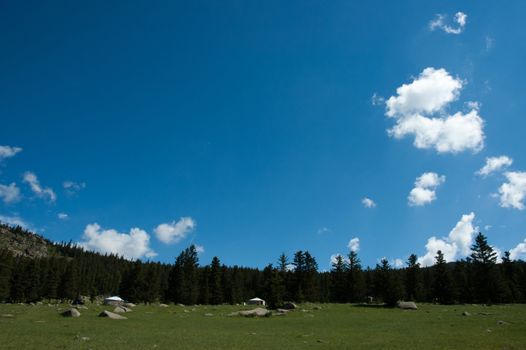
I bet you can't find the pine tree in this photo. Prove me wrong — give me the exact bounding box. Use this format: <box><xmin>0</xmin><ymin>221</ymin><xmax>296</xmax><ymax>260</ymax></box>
<box><xmin>0</xmin><ymin>250</ymin><xmax>13</xmax><ymax>302</ymax></box>
<box><xmin>470</xmin><ymin>232</ymin><xmax>499</xmax><ymax>303</ymax></box>
<box><xmin>432</xmin><ymin>250</ymin><xmax>454</xmax><ymax>304</ymax></box>
<box><xmin>347</xmin><ymin>250</ymin><xmax>365</xmax><ymax>302</ymax></box>
<box><xmin>405</xmin><ymin>254</ymin><xmax>422</xmax><ymax>301</ymax></box>
<box><xmin>209</xmin><ymin>257</ymin><xmax>223</xmax><ymax>305</ymax></box>
<box><xmin>330</xmin><ymin>255</ymin><xmax>347</xmax><ymax>303</ymax></box>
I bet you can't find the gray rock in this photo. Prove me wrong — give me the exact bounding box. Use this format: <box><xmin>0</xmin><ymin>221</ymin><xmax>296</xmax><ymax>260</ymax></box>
<box><xmin>204</xmin><ymin>313</ymin><xmax>214</xmax><ymax>317</ymax></box>
<box><xmin>61</xmin><ymin>309</ymin><xmax>81</xmax><ymax>317</ymax></box>
<box><xmin>462</xmin><ymin>311</ymin><xmax>471</xmax><ymax>316</ymax></box>
<box><xmin>238</xmin><ymin>307</ymin><xmax>271</xmax><ymax>317</ymax></box>
<box><xmin>159</xmin><ymin>303</ymin><xmax>169</xmax><ymax>308</ymax></box>
<box><xmin>282</xmin><ymin>302</ymin><xmax>297</xmax><ymax>310</ymax></box>
<box><xmin>397</xmin><ymin>301</ymin><xmax>418</xmax><ymax>310</ymax></box>
<box><xmin>113</xmin><ymin>306</ymin><xmax>132</xmax><ymax>313</ymax></box>
<box><xmin>1</xmin><ymin>314</ymin><xmax>14</xmax><ymax>318</ymax></box>
<box><xmin>123</xmin><ymin>302</ymin><xmax>136</xmax><ymax>308</ymax></box>
<box><xmin>98</xmin><ymin>310</ymin><xmax>127</xmax><ymax>319</ymax></box>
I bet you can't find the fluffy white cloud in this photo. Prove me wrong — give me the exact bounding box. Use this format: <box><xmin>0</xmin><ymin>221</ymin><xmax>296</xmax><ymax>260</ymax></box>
<box><xmin>23</xmin><ymin>171</ymin><xmax>56</xmax><ymax>203</ymax></box>
<box><xmin>154</xmin><ymin>217</ymin><xmax>196</xmax><ymax>244</ymax></box>
<box><xmin>58</xmin><ymin>212</ymin><xmax>68</xmax><ymax>220</ymax></box>
<box><xmin>348</xmin><ymin>237</ymin><xmax>360</xmax><ymax>252</ymax></box>
<box><xmin>0</xmin><ymin>183</ymin><xmax>21</xmax><ymax>203</ymax></box>
<box><xmin>63</xmin><ymin>181</ymin><xmax>86</xmax><ymax>195</ymax></box>
<box><xmin>498</xmin><ymin>172</ymin><xmax>526</xmax><ymax>210</ymax></box>
<box><xmin>0</xmin><ymin>145</ymin><xmax>22</xmax><ymax>161</ymax></box>
<box><xmin>195</xmin><ymin>245</ymin><xmax>205</xmax><ymax>254</ymax></box>
<box><xmin>509</xmin><ymin>239</ymin><xmax>526</xmax><ymax>261</ymax></box>
<box><xmin>418</xmin><ymin>212</ymin><xmax>477</xmax><ymax>266</ymax></box>
<box><xmin>429</xmin><ymin>12</ymin><xmax>467</xmax><ymax>35</ymax></box>
<box><xmin>385</xmin><ymin>68</ymin><xmax>484</xmax><ymax>154</ymax></box>
<box><xmin>79</xmin><ymin>223</ymin><xmax>156</xmax><ymax>260</ymax></box>
<box><xmin>362</xmin><ymin>197</ymin><xmax>376</xmax><ymax>208</ymax></box>
<box><xmin>386</xmin><ymin>68</ymin><xmax>462</xmax><ymax>117</ymax></box>
<box><xmin>408</xmin><ymin>172</ymin><xmax>445</xmax><ymax>206</ymax></box>
<box><xmin>477</xmin><ymin>156</ymin><xmax>513</xmax><ymax>176</ymax></box>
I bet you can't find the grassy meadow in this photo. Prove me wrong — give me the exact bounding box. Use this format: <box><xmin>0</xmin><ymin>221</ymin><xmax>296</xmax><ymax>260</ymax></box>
<box><xmin>1</xmin><ymin>303</ymin><xmax>525</xmax><ymax>349</ymax></box>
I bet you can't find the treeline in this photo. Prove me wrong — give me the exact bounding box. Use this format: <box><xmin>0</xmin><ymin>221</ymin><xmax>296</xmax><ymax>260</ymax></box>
<box><xmin>1</xmin><ymin>225</ymin><xmax>526</xmax><ymax>307</ymax></box>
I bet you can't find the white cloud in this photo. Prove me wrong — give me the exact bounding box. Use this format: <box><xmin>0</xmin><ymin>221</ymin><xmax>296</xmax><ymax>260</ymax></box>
<box><xmin>362</xmin><ymin>197</ymin><xmax>376</xmax><ymax>208</ymax></box>
<box><xmin>477</xmin><ymin>156</ymin><xmax>513</xmax><ymax>176</ymax></box>
<box><xmin>22</xmin><ymin>171</ymin><xmax>56</xmax><ymax>203</ymax></box>
<box><xmin>330</xmin><ymin>253</ymin><xmax>349</xmax><ymax>266</ymax></box>
<box><xmin>0</xmin><ymin>214</ymin><xmax>31</xmax><ymax>229</ymax></box>
<box><xmin>392</xmin><ymin>258</ymin><xmax>404</xmax><ymax>268</ymax></box>
<box><xmin>408</xmin><ymin>172</ymin><xmax>445</xmax><ymax>206</ymax></box>
<box><xmin>58</xmin><ymin>212</ymin><xmax>69</xmax><ymax>220</ymax></box>
<box><xmin>0</xmin><ymin>183</ymin><xmax>21</xmax><ymax>203</ymax></box>
<box><xmin>347</xmin><ymin>237</ymin><xmax>360</xmax><ymax>252</ymax></box>
<box><xmin>418</xmin><ymin>212</ymin><xmax>477</xmax><ymax>266</ymax></box>
<box><xmin>385</xmin><ymin>68</ymin><xmax>484</xmax><ymax>154</ymax></box>
<box><xmin>79</xmin><ymin>223</ymin><xmax>156</xmax><ymax>260</ymax></box>
<box><xmin>485</xmin><ymin>36</ymin><xmax>495</xmax><ymax>52</ymax></box>
<box><xmin>498</xmin><ymin>171</ymin><xmax>526</xmax><ymax>210</ymax></box>
<box><xmin>154</xmin><ymin>217</ymin><xmax>196</xmax><ymax>244</ymax></box>
<box><xmin>509</xmin><ymin>239</ymin><xmax>526</xmax><ymax>261</ymax></box>
<box><xmin>429</xmin><ymin>12</ymin><xmax>467</xmax><ymax>35</ymax></box>
<box><xmin>195</xmin><ymin>244</ymin><xmax>205</xmax><ymax>254</ymax></box>
<box><xmin>63</xmin><ymin>181</ymin><xmax>86</xmax><ymax>195</ymax></box>
<box><xmin>0</xmin><ymin>145</ymin><xmax>22</xmax><ymax>162</ymax></box>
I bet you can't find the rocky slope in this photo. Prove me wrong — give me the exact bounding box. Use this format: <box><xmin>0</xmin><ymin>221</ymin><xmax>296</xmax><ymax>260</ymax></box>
<box><xmin>0</xmin><ymin>224</ymin><xmax>51</xmax><ymax>258</ymax></box>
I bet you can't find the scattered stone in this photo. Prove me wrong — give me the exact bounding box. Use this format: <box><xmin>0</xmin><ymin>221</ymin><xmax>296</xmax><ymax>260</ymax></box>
<box><xmin>462</xmin><ymin>311</ymin><xmax>471</xmax><ymax>316</ymax></box>
<box><xmin>74</xmin><ymin>305</ymin><xmax>88</xmax><ymax>310</ymax></box>
<box><xmin>498</xmin><ymin>320</ymin><xmax>510</xmax><ymax>325</ymax></box>
<box><xmin>61</xmin><ymin>309</ymin><xmax>81</xmax><ymax>318</ymax></box>
<box><xmin>159</xmin><ymin>304</ymin><xmax>169</xmax><ymax>308</ymax></box>
<box><xmin>183</xmin><ymin>309</ymin><xmax>190</xmax><ymax>313</ymax></box>
<box><xmin>177</xmin><ymin>303</ymin><xmax>185</xmax><ymax>307</ymax></box>
<box><xmin>204</xmin><ymin>313</ymin><xmax>214</xmax><ymax>317</ymax></box>
<box><xmin>1</xmin><ymin>314</ymin><xmax>14</xmax><ymax>318</ymax></box>
<box><xmin>313</xmin><ymin>306</ymin><xmax>322</xmax><ymax>310</ymax></box>
<box><xmin>276</xmin><ymin>309</ymin><xmax>290</xmax><ymax>314</ymax></box>
<box><xmin>282</xmin><ymin>302</ymin><xmax>297</xmax><ymax>310</ymax></box>
<box><xmin>123</xmin><ymin>302</ymin><xmax>136</xmax><ymax>308</ymax></box>
<box><xmin>113</xmin><ymin>306</ymin><xmax>132</xmax><ymax>313</ymax></box>
<box><xmin>98</xmin><ymin>310</ymin><xmax>127</xmax><ymax>320</ymax></box>
<box><xmin>238</xmin><ymin>308</ymin><xmax>271</xmax><ymax>317</ymax></box>
<box><xmin>397</xmin><ymin>301</ymin><xmax>418</xmax><ymax>310</ymax></box>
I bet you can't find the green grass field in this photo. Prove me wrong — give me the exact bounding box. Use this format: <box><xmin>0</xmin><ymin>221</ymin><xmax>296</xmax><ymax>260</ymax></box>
<box><xmin>1</xmin><ymin>303</ymin><xmax>525</xmax><ymax>349</ymax></box>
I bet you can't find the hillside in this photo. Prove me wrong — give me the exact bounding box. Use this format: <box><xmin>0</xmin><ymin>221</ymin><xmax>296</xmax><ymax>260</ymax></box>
<box><xmin>0</xmin><ymin>223</ymin><xmax>52</xmax><ymax>259</ymax></box>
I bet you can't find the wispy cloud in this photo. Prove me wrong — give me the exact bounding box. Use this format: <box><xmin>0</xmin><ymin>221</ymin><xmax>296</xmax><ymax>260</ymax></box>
<box><xmin>0</xmin><ymin>145</ymin><xmax>22</xmax><ymax>162</ymax></box>
<box><xmin>63</xmin><ymin>181</ymin><xmax>86</xmax><ymax>195</ymax></box>
<box><xmin>429</xmin><ymin>12</ymin><xmax>467</xmax><ymax>35</ymax></box>
<box><xmin>362</xmin><ymin>197</ymin><xmax>376</xmax><ymax>208</ymax></box>
<box><xmin>23</xmin><ymin>171</ymin><xmax>56</xmax><ymax>203</ymax></box>
<box><xmin>0</xmin><ymin>183</ymin><xmax>21</xmax><ymax>204</ymax></box>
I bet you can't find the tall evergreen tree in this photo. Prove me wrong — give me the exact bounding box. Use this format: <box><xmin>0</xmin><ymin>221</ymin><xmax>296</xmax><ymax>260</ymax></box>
<box><xmin>470</xmin><ymin>232</ymin><xmax>499</xmax><ymax>303</ymax></box>
<box><xmin>347</xmin><ymin>250</ymin><xmax>365</xmax><ymax>302</ymax></box>
<box><xmin>404</xmin><ymin>254</ymin><xmax>422</xmax><ymax>301</ymax></box>
<box><xmin>330</xmin><ymin>255</ymin><xmax>347</xmax><ymax>303</ymax></box>
<box><xmin>432</xmin><ymin>250</ymin><xmax>454</xmax><ymax>304</ymax></box>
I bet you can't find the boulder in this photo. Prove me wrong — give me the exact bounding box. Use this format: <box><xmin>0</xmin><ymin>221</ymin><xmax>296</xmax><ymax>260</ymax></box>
<box><xmin>123</xmin><ymin>302</ymin><xmax>136</xmax><ymax>308</ymax></box>
<box><xmin>238</xmin><ymin>307</ymin><xmax>271</xmax><ymax>317</ymax></box>
<box><xmin>397</xmin><ymin>301</ymin><xmax>418</xmax><ymax>310</ymax></box>
<box><xmin>61</xmin><ymin>309</ymin><xmax>81</xmax><ymax>317</ymax></box>
<box><xmin>113</xmin><ymin>306</ymin><xmax>132</xmax><ymax>313</ymax></box>
<box><xmin>98</xmin><ymin>310</ymin><xmax>127</xmax><ymax>320</ymax></box>
<box><xmin>281</xmin><ymin>302</ymin><xmax>297</xmax><ymax>310</ymax></box>
<box><xmin>462</xmin><ymin>311</ymin><xmax>471</xmax><ymax>316</ymax></box>
<box><xmin>159</xmin><ymin>304</ymin><xmax>169</xmax><ymax>308</ymax></box>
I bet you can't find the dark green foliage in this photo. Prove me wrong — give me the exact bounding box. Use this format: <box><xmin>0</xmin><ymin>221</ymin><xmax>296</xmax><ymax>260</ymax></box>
<box><xmin>0</xmin><ymin>223</ymin><xmax>525</xmax><ymax>305</ymax></box>
<box><xmin>432</xmin><ymin>251</ymin><xmax>455</xmax><ymax>304</ymax></box>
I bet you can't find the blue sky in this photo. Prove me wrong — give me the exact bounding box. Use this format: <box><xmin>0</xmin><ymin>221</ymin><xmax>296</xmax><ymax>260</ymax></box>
<box><xmin>1</xmin><ymin>1</ymin><xmax>526</xmax><ymax>269</ymax></box>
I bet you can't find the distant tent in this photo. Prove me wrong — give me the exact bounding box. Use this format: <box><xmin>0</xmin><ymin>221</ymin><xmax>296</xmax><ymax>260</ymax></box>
<box><xmin>104</xmin><ymin>296</ymin><xmax>124</xmax><ymax>305</ymax></box>
<box><xmin>247</xmin><ymin>297</ymin><xmax>266</xmax><ymax>306</ymax></box>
